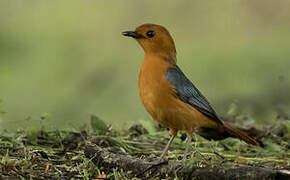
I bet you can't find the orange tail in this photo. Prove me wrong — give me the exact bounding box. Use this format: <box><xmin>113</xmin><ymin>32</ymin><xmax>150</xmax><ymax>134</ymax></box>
<box><xmin>224</xmin><ymin>123</ymin><xmax>261</xmax><ymax>146</ymax></box>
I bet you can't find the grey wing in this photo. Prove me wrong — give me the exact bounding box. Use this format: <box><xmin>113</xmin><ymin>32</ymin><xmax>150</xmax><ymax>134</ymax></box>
<box><xmin>166</xmin><ymin>65</ymin><xmax>223</xmax><ymax>124</ymax></box>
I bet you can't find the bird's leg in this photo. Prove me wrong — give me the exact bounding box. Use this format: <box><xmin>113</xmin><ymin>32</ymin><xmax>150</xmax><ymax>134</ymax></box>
<box><xmin>159</xmin><ymin>133</ymin><xmax>176</xmax><ymax>161</ymax></box>
<box><xmin>145</xmin><ymin>129</ymin><xmax>177</xmax><ymax>166</ymax></box>
<box><xmin>182</xmin><ymin>132</ymin><xmax>192</xmax><ymax>165</ymax></box>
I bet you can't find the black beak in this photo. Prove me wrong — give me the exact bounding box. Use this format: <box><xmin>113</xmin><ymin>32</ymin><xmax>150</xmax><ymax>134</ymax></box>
<box><xmin>122</xmin><ymin>31</ymin><xmax>144</xmax><ymax>39</ymax></box>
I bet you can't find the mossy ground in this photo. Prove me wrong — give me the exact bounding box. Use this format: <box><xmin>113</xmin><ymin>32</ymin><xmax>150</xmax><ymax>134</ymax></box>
<box><xmin>0</xmin><ymin>118</ymin><xmax>289</xmax><ymax>179</ymax></box>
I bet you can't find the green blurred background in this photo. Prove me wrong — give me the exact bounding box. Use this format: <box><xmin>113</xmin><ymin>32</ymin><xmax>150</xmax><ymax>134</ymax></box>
<box><xmin>1</xmin><ymin>1</ymin><xmax>290</xmax><ymax>131</ymax></box>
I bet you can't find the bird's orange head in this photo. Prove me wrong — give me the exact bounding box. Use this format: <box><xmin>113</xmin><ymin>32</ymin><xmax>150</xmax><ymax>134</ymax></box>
<box><xmin>122</xmin><ymin>24</ymin><xmax>176</xmax><ymax>63</ymax></box>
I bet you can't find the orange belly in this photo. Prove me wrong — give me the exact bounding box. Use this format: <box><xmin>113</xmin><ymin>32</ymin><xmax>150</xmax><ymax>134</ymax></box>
<box><xmin>138</xmin><ymin>55</ymin><xmax>219</xmax><ymax>134</ymax></box>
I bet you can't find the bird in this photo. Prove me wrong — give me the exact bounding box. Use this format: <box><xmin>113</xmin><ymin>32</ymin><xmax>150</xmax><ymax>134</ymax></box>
<box><xmin>122</xmin><ymin>23</ymin><xmax>261</xmax><ymax>164</ymax></box>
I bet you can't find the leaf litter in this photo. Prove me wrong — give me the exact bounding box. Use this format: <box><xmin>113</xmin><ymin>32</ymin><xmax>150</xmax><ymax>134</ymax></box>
<box><xmin>0</xmin><ymin>115</ymin><xmax>289</xmax><ymax>179</ymax></box>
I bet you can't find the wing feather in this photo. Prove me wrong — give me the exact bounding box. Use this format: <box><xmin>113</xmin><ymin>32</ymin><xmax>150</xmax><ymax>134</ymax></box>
<box><xmin>166</xmin><ymin>65</ymin><xmax>223</xmax><ymax>124</ymax></box>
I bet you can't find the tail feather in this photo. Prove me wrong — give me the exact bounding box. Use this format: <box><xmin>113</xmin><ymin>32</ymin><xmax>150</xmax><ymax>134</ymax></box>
<box><xmin>224</xmin><ymin>123</ymin><xmax>261</xmax><ymax>146</ymax></box>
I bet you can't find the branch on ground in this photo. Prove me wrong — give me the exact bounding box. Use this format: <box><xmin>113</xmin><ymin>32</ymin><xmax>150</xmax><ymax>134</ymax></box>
<box><xmin>84</xmin><ymin>142</ymin><xmax>290</xmax><ymax>179</ymax></box>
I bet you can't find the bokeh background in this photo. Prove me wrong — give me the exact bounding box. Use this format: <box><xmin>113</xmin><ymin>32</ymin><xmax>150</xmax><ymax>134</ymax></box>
<box><xmin>1</xmin><ymin>1</ymin><xmax>290</xmax><ymax>131</ymax></box>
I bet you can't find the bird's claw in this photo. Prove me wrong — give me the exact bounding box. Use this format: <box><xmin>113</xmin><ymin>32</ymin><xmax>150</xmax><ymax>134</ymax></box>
<box><xmin>147</xmin><ymin>158</ymin><xmax>168</xmax><ymax>166</ymax></box>
<box><xmin>136</xmin><ymin>159</ymin><xmax>168</xmax><ymax>178</ymax></box>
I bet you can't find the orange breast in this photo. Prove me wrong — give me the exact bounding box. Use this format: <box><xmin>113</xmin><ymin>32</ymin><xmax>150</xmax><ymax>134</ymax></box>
<box><xmin>138</xmin><ymin>55</ymin><xmax>219</xmax><ymax>134</ymax></box>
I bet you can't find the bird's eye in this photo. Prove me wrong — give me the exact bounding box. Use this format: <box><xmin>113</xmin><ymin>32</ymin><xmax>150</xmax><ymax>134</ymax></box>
<box><xmin>146</xmin><ymin>30</ymin><xmax>155</xmax><ymax>38</ymax></box>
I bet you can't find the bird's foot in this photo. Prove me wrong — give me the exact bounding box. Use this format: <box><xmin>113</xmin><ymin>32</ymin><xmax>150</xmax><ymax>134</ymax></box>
<box><xmin>181</xmin><ymin>157</ymin><xmax>187</xmax><ymax>166</ymax></box>
<box><xmin>146</xmin><ymin>158</ymin><xmax>168</xmax><ymax>166</ymax></box>
<box><xmin>136</xmin><ymin>159</ymin><xmax>168</xmax><ymax>178</ymax></box>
